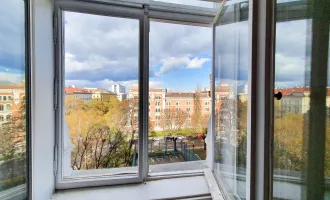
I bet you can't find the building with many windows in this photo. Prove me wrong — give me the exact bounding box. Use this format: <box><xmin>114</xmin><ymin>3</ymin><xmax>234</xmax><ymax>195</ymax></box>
<box><xmin>277</xmin><ymin>87</ymin><xmax>330</xmax><ymax>115</ymax></box>
<box><xmin>65</xmin><ymin>87</ymin><xmax>93</xmax><ymax>102</ymax></box>
<box><xmin>109</xmin><ymin>84</ymin><xmax>126</xmax><ymax>94</ymax></box>
<box><xmin>92</xmin><ymin>90</ymin><xmax>117</xmax><ymax>102</ymax></box>
<box><xmin>0</xmin><ymin>80</ymin><xmax>25</xmax><ymax>125</ymax></box>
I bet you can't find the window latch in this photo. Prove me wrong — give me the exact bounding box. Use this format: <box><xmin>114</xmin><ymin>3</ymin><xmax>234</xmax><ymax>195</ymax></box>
<box><xmin>274</xmin><ymin>91</ymin><xmax>282</xmax><ymax>100</ymax></box>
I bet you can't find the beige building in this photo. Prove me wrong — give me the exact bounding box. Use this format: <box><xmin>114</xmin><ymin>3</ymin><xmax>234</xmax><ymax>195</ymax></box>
<box><xmin>92</xmin><ymin>91</ymin><xmax>116</xmax><ymax>102</ymax></box>
<box><xmin>0</xmin><ymin>80</ymin><xmax>25</xmax><ymax>126</ymax></box>
<box><xmin>278</xmin><ymin>87</ymin><xmax>330</xmax><ymax>115</ymax></box>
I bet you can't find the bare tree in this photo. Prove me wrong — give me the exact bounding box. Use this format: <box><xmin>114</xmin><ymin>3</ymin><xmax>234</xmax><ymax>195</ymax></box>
<box><xmin>161</xmin><ymin>108</ymin><xmax>187</xmax><ymax>151</ymax></box>
<box><xmin>192</xmin><ymin>86</ymin><xmax>203</xmax><ymax>132</ymax></box>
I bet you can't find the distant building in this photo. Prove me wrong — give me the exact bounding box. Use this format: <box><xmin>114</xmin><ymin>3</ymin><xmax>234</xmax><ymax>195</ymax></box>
<box><xmin>129</xmin><ymin>86</ymin><xmax>213</xmax><ymax>131</ymax></box>
<box><xmin>276</xmin><ymin>87</ymin><xmax>330</xmax><ymax>115</ymax></box>
<box><xmin>0</xmin><ymin>80</ymin><xmax>25</xmax><ymax>125</ymax></box>
<box><xmin>109</xmin><ymin>84</ymin><xmax>126</xmax><ymax>94</ymax></box>
<box><xmin>92</xmin><ymin>90</ymin><xmax>116</xmax><ymax>102</ymax></box>
<box><xmin>65</xmin><ymin>87</ymin><xmax>93</xmax><ymax>102</ymax></box>
<box><xmin>117</xmin><ymin>93</ymin><xmax>127</xmax><ymax>102</ymax></box>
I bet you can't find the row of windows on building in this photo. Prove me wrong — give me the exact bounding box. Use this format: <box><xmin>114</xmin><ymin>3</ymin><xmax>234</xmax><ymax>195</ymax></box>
<box><xmin>152</xmin><ymin>107</ymin><xmax>209</xmax><ymax>113</ymax></box>
<box><xmin>281</xmin><ymin>99</ymin><xmax>301</xmax><ymax>105</ymax></box>
<box><xmin>0</xmin><ymin>115</ymin><xmax>11</xmax><ymax>121</ymax></box>
<box><xmin>154</xmin><ymin>120</ymin><xmax>192</xmax><ymax>127</ymax></box>
<box><xmin>0</xmin><ymin>96</ymin><xmax>12</xmax><ymax>101</ymax></box>
<box><xmin>158</xmin><ymin>101</ymin><xmax>211</xmax><ymax>106</ymax></box>
<box><xmin>0</xmin><ymin>104</ymin><xmax>11</xmax><ymax>111</ymax></box>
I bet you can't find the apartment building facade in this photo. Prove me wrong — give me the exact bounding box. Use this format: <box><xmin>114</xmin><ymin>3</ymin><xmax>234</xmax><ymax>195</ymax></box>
<box><xmin>278</xmin><ymin>87</ymin><xmax>330</xmax><ymax>115</ymax></box>
<box><xmin>0</xmin><ymin>80</ymin><xmax>25</xmax><ymax>125</ymax></box>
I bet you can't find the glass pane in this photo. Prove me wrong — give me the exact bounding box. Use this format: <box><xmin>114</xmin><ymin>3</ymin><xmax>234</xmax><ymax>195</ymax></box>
<box><xmin>148</xmin><ymin>21</ymin><xmax>212</xmax><ymax>173</ymax></box>
<box><xmin>63</xmin><ymin>12</ymin><xmax>139</xmax><ymax>177</ymax></box>
<box><xmin>152</xmin><ymin>0</ymin><xmax>218</xmax><ymax>9</ymax></box>
<box><xmin>213</xmin><ymin>1</ymin><xmax>249</xmax><ymax>199</ymax></box>
<box><xmin>0</xmin><ymin>0</ymin><xmax>28</xmax><ymax>199</ymax></box>
<box><xmin>273</xmin><ymin>1</ymin><xmax>330</xmax><ymax>199</ymax></box>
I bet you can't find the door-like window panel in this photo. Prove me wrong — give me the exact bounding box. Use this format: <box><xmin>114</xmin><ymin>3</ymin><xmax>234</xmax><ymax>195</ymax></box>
<box><xmin>62</xmin><ymin>12</ymin><xmax>140</xmax><ymax>177</ymax></box>
<box><xmin>213</xmin><ymin>1</ymin><xmax>249</xmax><ymax>199</ymax></box>
<box><xmin>273</xmin><ymin>1</ymin><xmax>329</xmax><ymax>199</ymax></box>
<box><xmin>0</xmin><ymin>0</ymin><xmax>28</xmax><ymax>199</ymax></box>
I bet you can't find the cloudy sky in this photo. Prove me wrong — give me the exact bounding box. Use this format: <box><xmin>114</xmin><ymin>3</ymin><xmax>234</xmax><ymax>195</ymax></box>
<box><xmin>0</xmin><ymin>0</ymin><xmax>25</xmax><ymax>83</ymax></box>
<box><xmin>1</xmin><ymin>0</ymin><xmax>328</xmax><ymax>93</ymax></box>
<box><xmin>64</xmin><ymin>11</ymin><xmax>212</xmax><ymax>92</ymax></box>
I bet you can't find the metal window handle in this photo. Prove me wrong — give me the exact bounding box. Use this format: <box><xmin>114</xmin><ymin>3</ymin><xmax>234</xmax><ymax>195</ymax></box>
<box><xmin>274</xmin><ymin>91</ymin><xmax>282</xmax><ymax>100</ymax></box>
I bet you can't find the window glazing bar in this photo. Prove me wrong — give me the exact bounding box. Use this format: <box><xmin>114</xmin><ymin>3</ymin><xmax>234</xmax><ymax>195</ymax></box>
<box><xmin>247</xmin><ymin>0</ymin><xmax>276</xmax><ymax>199</ymax></box>
<box><xmin>139</xmin><ymin>6</ymin><xmax>150</xmax><ymax>179</ymax></box>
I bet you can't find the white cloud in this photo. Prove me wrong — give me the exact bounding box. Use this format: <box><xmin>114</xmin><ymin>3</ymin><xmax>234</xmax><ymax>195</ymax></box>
<box><xmin>158</xmin><ymin>56</ymin><xmax>210</xmax><ymax>75</ymax></box>
<box><xmin>187</xmin><ymin>57</ymin><xmax>211</xmax><ymax>68</ymax></box>
<box><xmin>0</xmin><ymin>72</ymin><xmax>23</xmax><ymax>83</ymax></box>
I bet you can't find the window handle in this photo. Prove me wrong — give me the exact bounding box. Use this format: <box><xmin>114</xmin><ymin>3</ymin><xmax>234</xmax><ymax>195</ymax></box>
<box><xmin>274</xmin><ymin>91</ymin><xmax>282</xmax><ymax>100</ymax></box>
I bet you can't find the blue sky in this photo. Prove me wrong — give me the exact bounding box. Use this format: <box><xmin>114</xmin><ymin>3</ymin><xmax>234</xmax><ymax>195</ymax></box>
<box><xmin>150</xmin><ymin>55</ymin><xmax>212</xmax><ymax>92</ymax></box>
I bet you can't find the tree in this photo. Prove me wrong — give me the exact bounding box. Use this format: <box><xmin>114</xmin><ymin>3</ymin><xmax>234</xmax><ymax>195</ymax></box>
<box><xmin>66</xmin><ymin>95</ymin><xmax>140</xmax><ymax>170</ymax></box>
<box><xmin>161</xmin><ymin>108</ymin><xmax>187</xmax><ymax>151</ymax></box>
<box><xmin>273</xmin><ymin>113</ymin><xmax>304</xmax><ymax>171</ymax></box>
<box><xmin>65</xmin><ymin>96</ymin><xmax>84</xmax><ymax>115</ymax></box>
<box><xmin>161</xmin><ymin>108</ymin><xmax>187</xmax><ymax>136</ymax></box>
<box><xmin>192</xmin><ymin>86</ymin><xmax>203</xmax><ymax>132</ymax></box>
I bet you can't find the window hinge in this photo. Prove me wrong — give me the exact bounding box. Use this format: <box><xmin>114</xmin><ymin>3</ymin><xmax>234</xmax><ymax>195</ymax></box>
<box><xmin>53</xmin><ymin>144</ymin><xmax>58</xmax><ymax>176</ymax></box>
<box><xmin>53</xmin><ymin>12</ymin><xmax>58</xmax><ymax>44</ymax></box>
<box><xmin>54</xmin><ymin>78</ymin><xmax>58</xmax><ymax>110</ymax></box>
<box><xmin>143</xmin><ymin>4</ymin><xmax>149</xmax><ymax>15</ymax></box>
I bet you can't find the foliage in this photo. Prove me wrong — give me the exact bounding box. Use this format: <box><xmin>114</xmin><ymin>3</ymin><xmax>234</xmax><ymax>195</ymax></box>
<box><xmin>0</xmin><ymin>98</ymin><xmax>26</xmax><ymax>161</ymax></box>
<box><xmin>66</xmin><ymin>97</ymin><xmax>137</xmax><ymax>170</ymax></box>
<box><xmin>0</xmin><ymin>176</ymin><xmax>25</xmax><ymax>191</ymax></box>
<box><xmin>191</xmin><ymin>86</ymin><xmax>210</xmax><ymax>133</ymax></box>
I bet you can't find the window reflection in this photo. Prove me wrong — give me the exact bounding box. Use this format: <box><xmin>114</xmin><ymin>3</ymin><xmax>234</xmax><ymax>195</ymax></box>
<box><xmin>0</xmin><ymin>0</ymin><xmax>27</xmax><ymax>198</ymax></box>
<box><xmin>273</xmin><ymin>1</ymin><xmax>329</xmax><ymax>199</ymax></box>
<box><xmin>213</xmin><ymin>1</ymin><xmax>249</xmax><ymax>199</ymax></box>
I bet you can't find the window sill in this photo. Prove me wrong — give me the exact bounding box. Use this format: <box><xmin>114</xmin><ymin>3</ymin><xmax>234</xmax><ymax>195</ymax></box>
<box><xmin>51</xmin><ymin>168</ymin><xmax>224</xmax><ymax>200</ymax></box>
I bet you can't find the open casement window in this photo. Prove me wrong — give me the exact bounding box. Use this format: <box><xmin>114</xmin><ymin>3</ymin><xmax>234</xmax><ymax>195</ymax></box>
<box><xmin>212</xmin><ymin>1</ymin><xmax>251</xmax><ymax>199</ymax></box>
<box><xmin>212</xmin><ymin>0</ymin><xmax>330</xmax><ymax>199</ymax></box>
<box><xmin>54</xmin><ymin>0</ymin><xmax>220</xmax><ymax>189</ymax></box>
<box><xmin>54</xmin><ymin>0</ymin><xmax>330</xmax><ymax>198</ymax></box>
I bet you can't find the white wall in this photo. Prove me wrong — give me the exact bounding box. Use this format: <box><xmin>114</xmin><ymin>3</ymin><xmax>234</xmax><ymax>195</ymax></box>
<box><xmin>31</xmin><ymin>0</ymin><xmax>55</xmax><ymax>199</ymax></box>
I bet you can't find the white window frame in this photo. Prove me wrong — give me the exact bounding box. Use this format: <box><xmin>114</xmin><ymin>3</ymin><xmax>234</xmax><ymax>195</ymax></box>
<box><xmin>54</xmin><ymin>0</ymin><xmax>148</xmax><ymax>189</ymax></box>
<box><xmin>54</xmin><ymin>0</ymin><xmax>217</xmax><ymax>190</ymax></box>
<box><xmin>211</xmin><ymin>0</ymin><xmax>276</xmax><ymax>198</ymax></box>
